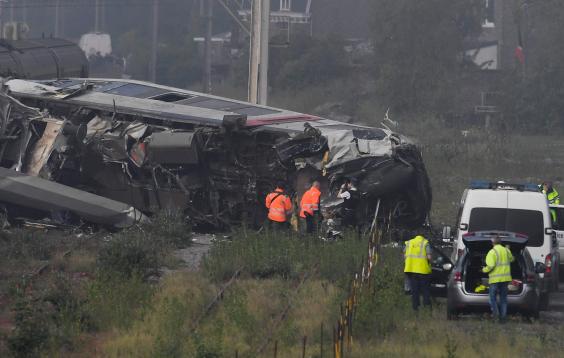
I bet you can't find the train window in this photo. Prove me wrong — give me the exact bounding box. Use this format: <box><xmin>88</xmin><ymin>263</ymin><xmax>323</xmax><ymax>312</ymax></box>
<box><xmin>104</xmin><ymin>83</ymin><xmax>157</xmax><ymax>97</ymax></box>
<box><xmin>149</xmin><ymin>92</ymin><xmax>192</xmax><ymax>102</ymax></box>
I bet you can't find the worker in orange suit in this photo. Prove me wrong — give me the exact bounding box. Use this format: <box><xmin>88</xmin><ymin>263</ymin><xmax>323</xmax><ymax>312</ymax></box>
<box><xmin>265</xmin><ymin>181</ymin><xmax>293</xmax><ymax>231</ymax></box>
<box><xmin>300</xmin><ymin>180</ymin><xmax>322</xmax><ymax>234</ymax></box>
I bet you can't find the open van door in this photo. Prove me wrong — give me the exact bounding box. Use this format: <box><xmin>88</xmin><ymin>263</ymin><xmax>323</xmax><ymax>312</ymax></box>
<box><xmin>430</xmin><ymin>244</ymin><xmax>454</xmax><ymax>297</ymax></box>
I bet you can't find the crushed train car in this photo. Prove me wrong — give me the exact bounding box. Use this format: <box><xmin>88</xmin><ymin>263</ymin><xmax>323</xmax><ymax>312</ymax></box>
<box><xmin>0</xmin><ymin>78</ymin><xmax>431</xmax><ymax>229</ymax></box>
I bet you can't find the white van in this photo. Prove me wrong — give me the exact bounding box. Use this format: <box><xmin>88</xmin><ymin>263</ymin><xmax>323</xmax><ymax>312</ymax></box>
<box><xmin>549</xmin><ymin>204</ymin><xmax>564</xmax><ymax>271</ymax></box>
<box><xmin>451</xmin><ymin>181</ymin><xmax>560</xmax><ymax>307</ymax></box>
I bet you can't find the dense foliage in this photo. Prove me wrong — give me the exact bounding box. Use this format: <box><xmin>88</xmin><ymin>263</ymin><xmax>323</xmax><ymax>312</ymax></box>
<box><xmin>501</xmin><ymin>1</ymin><xmax>564</xmax><ymax>131</ymax></box>
<box><xmin>370</xmin><ymin>0</ymin><xmax>483</xmax><ymax>112</ymax></box>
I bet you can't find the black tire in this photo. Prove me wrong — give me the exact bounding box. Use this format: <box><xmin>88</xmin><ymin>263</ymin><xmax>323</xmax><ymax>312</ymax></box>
<box><xmin>539</xmin><ymin>292</ymin><xmax>550</xmax><ymax>311</ymax></box>
<box><xmin>524</xmin><ymin>305</ymin><xmax>540</xmax><ymax>320</ymax></box>
<box><xmin>446</xmin><ymin>304</ymin><xmax>458</xmax><ymax>320</ymax></box>
<box><xmin>532</xmin><ymin>307</ymin><xmax>540</xmax><ymax>319</ymax></box>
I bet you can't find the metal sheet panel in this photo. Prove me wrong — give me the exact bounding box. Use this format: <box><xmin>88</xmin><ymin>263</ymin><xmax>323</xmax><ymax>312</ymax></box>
<box><xmin>147</xmin><ymin>131</ymin><xmax>199</xmax><ymax>164</ymax></box>
<box><xmin>0</xmin><ymin>167</ymin><xmax>146</xmax><ymax>227</ymax></box>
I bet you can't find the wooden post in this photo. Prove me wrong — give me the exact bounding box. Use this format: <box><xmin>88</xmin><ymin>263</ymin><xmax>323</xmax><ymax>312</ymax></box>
<box><xmin>302</xmin><ymin>336</ymin><xmax>307</xmax><ymax>358</ymax></box>
<box><xmin>320</xmin><ymin>323</ymin><xmax>324</xmax><ymax>358</ymax></box>
<box><xmin>273</xmin><ymin>340</ymin><xmax>278</xmax><ymax>358</ymax></box>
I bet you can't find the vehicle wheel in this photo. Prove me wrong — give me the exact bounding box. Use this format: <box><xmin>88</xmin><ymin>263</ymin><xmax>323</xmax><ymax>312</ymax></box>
<box><xmin>447</xmin><ymin>306</ymin><xmax>458</xmax><ymax>320</ymax></box>
<box><xmin>539</xmin><ymin>292</ymin><xmax>550</xmax><ymax>311</ymax></box>
<box><xmin>532</xmin><ymin>306</ymin><xmax>540</xmax><ymax>319</ymax></box>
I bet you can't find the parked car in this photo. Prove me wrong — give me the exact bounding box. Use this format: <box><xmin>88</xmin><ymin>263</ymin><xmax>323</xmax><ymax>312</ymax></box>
<box><xmin>447</xmin><ymin>181</ymin><xmax>558</xmax><ymax>308</ymax></box>
<box><xmin>446</xmin><ymin>231</ymin><xmax>546</xmax><ymax>320</ymax></box>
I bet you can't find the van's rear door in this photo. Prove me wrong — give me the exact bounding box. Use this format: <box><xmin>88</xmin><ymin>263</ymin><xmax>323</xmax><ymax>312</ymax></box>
<box><xmin>462</xmin><ymin>232</ymin><xmax>528</xmax><ymax>253</ymax></box>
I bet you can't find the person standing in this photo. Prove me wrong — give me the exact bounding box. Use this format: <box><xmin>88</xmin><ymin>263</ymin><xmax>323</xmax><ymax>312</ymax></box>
<box><xmin>299</xmin><ymin>180</ymin><xmax>322</xmax><ymax>234</ymax></box>
<box><xmin>404</xmin><ymin>235</ymin><xmax>432</xmax><ymax>311</ymax></box>
<box><xmin>542</xmin><ymin>181</ymin><xmax>560</xmax><ymax>222</ymax></box>
<box><xmin>265</xmin><ymin>181</ymin><xmax>293</xmax><ymax>231</ymax></box>
<box><xmin>337</xmin><ymin>178</ymin><xmax>359</xmax><ymax>229</ymax></box>
<box><xmin>482</xmin><ymin>236</ymin><xmax>514</xmax><ymax>323</ymax></box>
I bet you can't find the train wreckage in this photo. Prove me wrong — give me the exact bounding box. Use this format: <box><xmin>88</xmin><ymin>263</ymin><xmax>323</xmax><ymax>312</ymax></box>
<box><xmin>0</xmin><ymin>78</ymin><xmax>431</xmax><ymax>230</ymax></box>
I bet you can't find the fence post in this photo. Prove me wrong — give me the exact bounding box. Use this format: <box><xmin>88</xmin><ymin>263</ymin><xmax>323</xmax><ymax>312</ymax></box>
<box><xmin>320</xmin><ymin>323</ymin><xmax>324</xmax><ymax>358</ymax></box>
<box><xmin>273</xmin><ymin>340</ymin><xmax>278</xmax><ymax>358</ymax></box>
<box><xmin>302</xmin><ymin>336</ymin><xmax>307</xmax><ymax>358</ymax></box>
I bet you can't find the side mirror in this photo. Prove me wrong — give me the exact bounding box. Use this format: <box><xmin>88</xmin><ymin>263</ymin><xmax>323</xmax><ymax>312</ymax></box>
<box><xmin>442</xmin><ymin>225</ymin><xmax>452</xmax><ymax>242</ymax></box>
<box><xmin>535</xmin><ymin>262</ymin><xmax>547</xmax><ymax>274</ymax></box>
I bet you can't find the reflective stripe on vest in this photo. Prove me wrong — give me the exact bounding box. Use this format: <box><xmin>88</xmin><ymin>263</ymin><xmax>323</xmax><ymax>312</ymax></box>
<box><xmin>300</xmin><ymin>187</ymin><xmax>321</xmax><ymax>218</ymax></box>
<box><xmin>545</xmin><ymin>189</ymin><xmax>560</xmax><ymax>205</ymax></box>
<box><xmin>267</xmin><ymin>191</ymin><xmax>291</xmax><ymax>223</ymax></box>
<box><xmin>404</xmin><ymin>236</ymin><xmax>431</xmax><ymax>275</ymax></box>
<box><xmin>487</xmin><ymin>246</ymin><xmax>512</xmax><ymax>284</ymax></box>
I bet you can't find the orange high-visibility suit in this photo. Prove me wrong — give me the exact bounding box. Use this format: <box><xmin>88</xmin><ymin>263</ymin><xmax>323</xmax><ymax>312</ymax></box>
<box><xmin>265</xmin><ymin>188</ymin><xmax>293</xmax><ymax>222</ymax></box>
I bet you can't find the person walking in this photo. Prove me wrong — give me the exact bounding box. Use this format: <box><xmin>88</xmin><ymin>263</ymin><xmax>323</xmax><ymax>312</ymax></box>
<box><xmin>482</xmin><ymin>235</ymin><xmax>514</xmax><ymax>323</ymax></box>
<box><xmin>265</xmin><ymin>181</ymin><xmax>293</xmax><ymax>231</ymax></box>
<box><xmin>299</xmin><ymin>180</ymin><xmax>322</xmax><ymax>234</ymax></box>
<box><xmin>404</xmin><ymin>235</ymin><xmax>432</xmax><ymax>311</ymax></box>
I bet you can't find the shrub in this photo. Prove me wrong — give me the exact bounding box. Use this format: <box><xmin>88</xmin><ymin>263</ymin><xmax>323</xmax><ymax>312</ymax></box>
<box><xmin>85</xmin><ymin>274</ymin><xmax>153</xmax><ymax>331</ymax></box>
<box><xmin>96</xmin><ymin>230</ymin><xmax>162</xmax><ymax>280</ymax></box>
<box><xmin>7</xmin><ymin>287</ymin><xmax>50</xmax><ymax>357</ymax></box>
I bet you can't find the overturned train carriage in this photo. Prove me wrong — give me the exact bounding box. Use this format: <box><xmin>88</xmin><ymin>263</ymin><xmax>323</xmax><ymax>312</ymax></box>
<box><xmin>0</xmin><ymin>78</ymin><xmax>431</xmax><ymax>229</ymax></box>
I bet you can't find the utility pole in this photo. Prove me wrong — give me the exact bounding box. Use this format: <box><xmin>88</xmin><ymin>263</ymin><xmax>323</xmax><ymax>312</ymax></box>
<box><xmin>0</xmin><ymin>4</ymin><xmax>3</xmax><ymax>40</ymax></box>
<box><xmin>22</xmin><ymin>0</ymin><xmax>27</xmax><ymax>24</ymax></box>
<box><xmin>248</xmin><ymin>0</ymin><xmax>269</xmax><ymax>105</ymax></box>
<box><xmin>101</xmin><ymin>0</ymin><xmax>106</xmax><ymax>32</ymax></box>
<box><xmin>202</xmin><ymin>0</ymin><xmax>213</xmax><ymax>93</ymax></box>
<box><xmin>9</xmin><ymin>0</ymin><xmax>14</xmax><ymax>22</ymax></box>
<box><xmin>95</xmin><ymin>0</ymin><xmax>100</xmax><ymax>32</ymax></box>
<box><xmin>258</xmin><ymin>0</ymin><xmax>270</xmax><ymax>105</ymax></box>
<box><xmin>55</xmin><ymin>0</ymin><xmax>60</xmax><ymax>37</ymax></box>
<box><xmin>248</xmin><ymin>0</ymin><xmax>270</xmax><ymax>105</ymax></box>
<box><xmin>150</xmin><ymin>0</ymin><xmax>159</xmax><ymax>83</ymax></box>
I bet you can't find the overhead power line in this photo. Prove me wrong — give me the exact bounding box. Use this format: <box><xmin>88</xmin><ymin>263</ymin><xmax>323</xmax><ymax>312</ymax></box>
<box><xmin>0</xmin><ymin>0</ymin><xmax>180</xmax><ymax>10</ymax></box>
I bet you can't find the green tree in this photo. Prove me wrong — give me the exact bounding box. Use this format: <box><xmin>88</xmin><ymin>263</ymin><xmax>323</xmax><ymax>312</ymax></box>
<box><xmin>502</xmin><ymin>1</ymin><xmax>564</xmax><ymax>130</ymax></box>
<box><xmin>370</xmin><ymin>0</ymin><xmax>482</xmax><ymax>112</ymax></box>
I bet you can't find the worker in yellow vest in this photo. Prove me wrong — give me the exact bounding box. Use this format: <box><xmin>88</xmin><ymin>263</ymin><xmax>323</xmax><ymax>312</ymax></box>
<box><xmin>542</xmin><ymin>181</ymin><xmax>560</xmax><ymax>223</ymax></box>
<box><xmin>482</xmin><ymin>236</ymin><xmax>514</xmax><ymax>322</ymax></box>
<box><xmin>404</xmin><ymin>235</ymin><xmax>432</xmax><ymax>311</ymax></box>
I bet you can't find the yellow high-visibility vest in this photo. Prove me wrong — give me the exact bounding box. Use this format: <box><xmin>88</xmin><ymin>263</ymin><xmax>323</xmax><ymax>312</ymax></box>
<box><xmin>482</xmin><ymin>244</ymin><xmax>513</xmax><ymax>284</ymax></box>
<box><xmin>404</xmin><ymin>235</ymin><xmax>432</xmax><ymax>274</ymax></box>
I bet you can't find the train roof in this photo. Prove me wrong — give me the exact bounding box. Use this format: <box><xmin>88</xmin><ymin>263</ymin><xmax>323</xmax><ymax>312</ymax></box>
<box><xmin>5</xmin><ymin>78</ymin><xmax>389</xmax><ymax>137</ymax></box>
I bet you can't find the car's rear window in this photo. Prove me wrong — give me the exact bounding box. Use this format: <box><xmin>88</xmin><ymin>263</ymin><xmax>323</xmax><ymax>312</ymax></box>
<box><xmin>468</xmin><ymin>208</ymin><xmax>544</xmax><ymax>247</ymax></box>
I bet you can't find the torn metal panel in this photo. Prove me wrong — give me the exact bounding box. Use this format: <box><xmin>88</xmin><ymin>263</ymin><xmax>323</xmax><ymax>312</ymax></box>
<box><xmin>25</xmin><ymin>119</ymin><xmax>64</xmax><ymax>176</ymax></box>
<box><xmin>0</xmin><ymin>167</ymin><xmax>146</xmax><ymax>228</ymax></box>
<box><xmin>147</xmin><ymin>131</ymin><xmax>198</xmax><ymax>164</ymax></box>
<box><xmin>0</xmin><ymin>77</ymin><xmax>432</xmax><ymax>230</ymax></box>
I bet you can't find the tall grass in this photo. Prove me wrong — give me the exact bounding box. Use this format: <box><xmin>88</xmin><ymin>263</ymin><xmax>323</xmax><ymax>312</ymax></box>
<box><xmin>203</xmin><ymin>231</ymin><xmax>367</xmax><ymax>284</ymax></box>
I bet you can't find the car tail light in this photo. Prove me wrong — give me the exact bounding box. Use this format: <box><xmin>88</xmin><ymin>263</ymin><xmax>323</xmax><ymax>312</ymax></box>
<box><xmin>545</xmin><ymin>254</ymin><xmax>552</xmax><ymax>273</ymax></box>
<box><xmin>454</xmin><ymin>271</ymin><xmax>462</xmax><ymax>282</ymax></box>
<box><xmin>527</xmin><ymin>273</ymin><xmax>536</xmax><ymax>283</ymax></box>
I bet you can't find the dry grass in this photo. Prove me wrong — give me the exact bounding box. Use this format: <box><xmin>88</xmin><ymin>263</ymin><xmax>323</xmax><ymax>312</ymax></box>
<box><xmin>102</xmin><ymin>273</ymin><xmax>343</xmax><ymax>357</ymax></box>
<box><xmin>350</xmin><ymin>319</ymin><xmax>564</xmax><ymax>358</ymax></box>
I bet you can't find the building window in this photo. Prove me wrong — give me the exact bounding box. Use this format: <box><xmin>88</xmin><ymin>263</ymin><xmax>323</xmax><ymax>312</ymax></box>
<box><xmin>280</xmin><ymin>0</ymin><xmax>291</xmax><ymax>11</ymax></box>
<box><xmin>483</xmin><ymin>0</ymin><xmax>495</xmax><ymax>28</ymax></box>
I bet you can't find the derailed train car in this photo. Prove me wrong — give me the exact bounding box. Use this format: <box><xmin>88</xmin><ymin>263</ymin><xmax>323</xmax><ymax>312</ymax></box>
<box><xmin>0</xmin><ymin>78</ymin><xmax>431</xmax><ymax>229</ymax></box>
